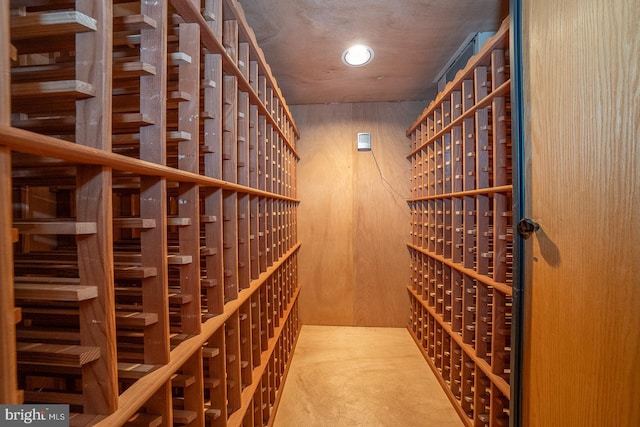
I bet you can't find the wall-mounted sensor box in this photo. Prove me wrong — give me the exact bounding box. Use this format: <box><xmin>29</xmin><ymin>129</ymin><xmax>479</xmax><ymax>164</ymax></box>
<box><xmin>357</xmin><ymin>132</ymin><xmax>371</xmax><ymax>151</ymax></box>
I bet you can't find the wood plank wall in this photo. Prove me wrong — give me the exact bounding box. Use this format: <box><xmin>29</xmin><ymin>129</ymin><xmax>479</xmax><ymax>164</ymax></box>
<box><xmin>292</xmin><ymin>101</ymin><xmax>424</xmax><ymax>327</ymax></box>
<box><xmin>522</xmin><ymin>0</ymin><xmax>640</xmax><ymax>425</ymax></box>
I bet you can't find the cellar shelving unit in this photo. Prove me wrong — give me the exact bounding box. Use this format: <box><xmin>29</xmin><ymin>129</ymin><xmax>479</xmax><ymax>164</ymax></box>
<box><xmin>0</xmin><ymin>1</ymin><xmax>300</xmax><ymax>426</ymax></box>
<box><xmin>406</xmin><ymin>18</ymin><xmax>513</xmax><ymax>427</ymax></box>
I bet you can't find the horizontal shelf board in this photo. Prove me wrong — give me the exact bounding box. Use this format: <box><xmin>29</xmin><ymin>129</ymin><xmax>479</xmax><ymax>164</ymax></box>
<box><xmin>112</xmin><ymin>14</ymin><xmax>158</xmax><ymax>32</ymax></box>
<box><xmin>112</xmin><ymin>217</ymin><xmax>157</xmax><ymax>229</ymax></box>
<box><xmin>167</xmin><ymin>254</ymin><xmax>193</xmax><ymax>265</ymax></box>
<box><xmin>112</xmin><ymin>112</ymin><xmax>155</xmax><ymax>130</ymax></box>
<box><xmin>111</xmin><ymin>130</ymin><xmax>192</xmax><ymax>145</ymax></box>
<box><xmin>12</xmin><ymin>80</ymin><xmax>96</xmax><ymax>100</ymax></box>
<box><xmin>13</xmin><ymin>220</ymin><xmax>97</xmax><ymax>235</ymax></box>
<box><xmin>169</xmin><ymin>292</ymin><xmax>193</xmax><ymax>304</ymax></box>
<box><xmin>114</xmin><ymin>266</ymin><xmax>158</xmax><ymax>279</ymax></box>
<box><xmin>10</xmin><ymin>43</ymin><xmax>17</xmax><ymax>62</ymax></box>
<box><xmin>117</xmin><ymin>362</ymin><xmax>160</xmax><ymax>380</ymax></box>
<box><xmin>11</xmin><ymin>10</ymin><xmax>97</xmax><ymax>40</ymax></box>
<box><xmin>14</xmin><ymin>283</ymin><xmax>98</xmax><ymax>302</ymax></box>
<box><xmin>202</xmin><ymin>347</ymin><xmax>220</xmax><ymax>358</ymax></box>
<box><xmin>17</xmin><ymin>342</ymin><xmax>101</xmax><ymax>367</ymax></box>
<box><xmin>11</xmin><ymin>63</ymin><xmax>75</xmax><ymax>82</ymax></box>
<box><xmin>408</xmin><ymin>184</ymin><xmax>513</xmax><ymax>202</ymax></box>
<box><xmin>407</xmin><ymin>243</ymin><xmax>512</xmax><ymax>296</ymax></box>
<box><xmin>0</xmin><ymin>126</ymin><xmax>300</xmax><ymax>202</ymax></box>
<box><xmin>116</xmin><ymin>311</ymin><xmax>159</xmax><ymax>328</ymax></box>
<box><xmin>16</xmin><ymin>328</ymin><xmax>80</xmax><ymax>345</ymax></box>
<box><xmin>167</xmin><ymin>217</ymin><xmax>191</xmax><ymax>226</ymax></box>
<box><xmin>172</xmin><ymin>409</ymin><xmax>198</xmax><ymax>424</ymax></box>
<box><xmin>11</xmin><ymin>115</ymin><xmax>76</xmax><ymax>134</ymax></box>
<box><xmin>169</xmin><ymin>51</ymin><xmax>192</xmax><ymax>65</ymax></box>
<box><xmin>167</xmin><ymin>90</ymin><xmax>192</xmax><ymax>102</ymax></box>
<box><xmin>204</xmin><ymin>408</ymin><xmax>222</xmax><ymax>420</ymax></box>
<box><xmin>113</xmin><ymin>62</ymin><xmax>157</xmax><ymax>79</ymax></box>
<box><xmin>112</xmin><ymin>253</ymin><xmax>193</xmax><ymax>265</ymax></box>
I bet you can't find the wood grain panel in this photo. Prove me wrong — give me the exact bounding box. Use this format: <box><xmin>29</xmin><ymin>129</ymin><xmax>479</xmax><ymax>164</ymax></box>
<box><xmin>293</xmin><ymin>103</ymin><xmax>355</xmax><ymax>325</ymax></box>
<box><xmin>293</xmin><ymin>101</ymin><xmax>423</xmax><ymax>327</ymax></box>
<box><xmin>352</xmin><ymin>103</ymin><xmax>419</xmax><ymax>327</ymax></box>
<box><xmin>241</xmin><ymin>0</ymin><xmax>508</xmax><ymax>104</ymax></box>
<box><xmin>75</xmin><ymin>0</ymin><xmax>118</xmax><ymax>413</ymax></box>
<box><xmin>522</xmin><ymin>0</ymin><xmax>640</xmax><ymax>425</ymax></box>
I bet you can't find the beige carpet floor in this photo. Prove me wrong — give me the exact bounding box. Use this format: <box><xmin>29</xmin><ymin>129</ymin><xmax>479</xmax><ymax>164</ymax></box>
<box><xmin>273</xmin><ymin>325</ymin><xmax>463</xmax><ymax>427</ymax></box>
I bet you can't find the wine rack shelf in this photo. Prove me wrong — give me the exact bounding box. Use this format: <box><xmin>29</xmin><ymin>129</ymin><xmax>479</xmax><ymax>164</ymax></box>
<box><xmin>406</xmin><ymin>18</ymin><xmax>513</xmax><ymax>427</ymax></box>
<box><xmin>0</xmin><ymin>1</ymin><xmax>300</xmax><ymax>426</ymax></box>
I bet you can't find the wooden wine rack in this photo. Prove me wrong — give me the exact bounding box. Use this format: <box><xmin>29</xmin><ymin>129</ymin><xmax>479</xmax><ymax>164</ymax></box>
<box><xmin>0</xmin><ymin>1</ymin><xmax>300</xmax><ymax>426</ymax></box>
<box><xmin>406</xmin><ymin>18</ymin><xmax>513</xmax><ymax>427</ymax></box>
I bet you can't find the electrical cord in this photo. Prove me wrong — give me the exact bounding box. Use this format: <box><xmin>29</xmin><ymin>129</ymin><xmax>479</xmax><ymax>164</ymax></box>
<box><xmin>369</xmin><ymin>147</ymin><xmax>411</xmax><ymax>211</ymax></box>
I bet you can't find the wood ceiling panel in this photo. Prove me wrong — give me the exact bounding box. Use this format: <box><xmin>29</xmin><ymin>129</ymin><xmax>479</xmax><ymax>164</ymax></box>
<box><xmin>239</xmin><ymin>0</ymin><xmax>508</xmax><ymax>104</ymax></box>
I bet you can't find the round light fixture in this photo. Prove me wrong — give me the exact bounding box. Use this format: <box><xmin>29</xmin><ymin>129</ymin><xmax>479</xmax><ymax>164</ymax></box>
<box><xmin>342</xmin><ymin>44</ymin><xmax>374</xmax><ymax>67</ymax></box>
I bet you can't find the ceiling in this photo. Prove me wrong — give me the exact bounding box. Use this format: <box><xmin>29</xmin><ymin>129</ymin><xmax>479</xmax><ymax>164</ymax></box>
<box><xmin>238</xmin><ymin>0</ymin><xmax>509</xmax><ymax>105</ymax></box>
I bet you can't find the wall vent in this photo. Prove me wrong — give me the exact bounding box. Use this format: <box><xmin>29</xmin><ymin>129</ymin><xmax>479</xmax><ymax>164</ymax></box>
<box><xmin>434</xmin><ymin>32</ymin><xmax>495</xmax><ymax>93</ymax></box>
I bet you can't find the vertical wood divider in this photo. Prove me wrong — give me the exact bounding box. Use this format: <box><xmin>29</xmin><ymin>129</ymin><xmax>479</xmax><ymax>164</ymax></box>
<box><xmin>249</xmin><ymin>103</ymin><xmax>260</xmax><ymax>280</ymax></box>
<box><xmin>489</xmin><ymin>48</ymin><xmax>511</xmax><ymax>420</ymax></box>
<box><xmin>177</xmin><ymin>22</ymin><xmax>202</xmax><ymax>335</ymax></box>
<box><xmin>141</xmin><ymin>0</ymin><xmax>170</xmax><ymax>378</ymax></box>
<box><xmin>203</xmin><ymin>0</ymin><xmax>223</xmax><ymax>41</ymax></box>
<box><xmin>239</xmin><ymin>301</ymin><xmax>253</xmax><ymax>388</ymax></box>
<box><xmin>205</xmin><ymin>328</ymin><xmax>227</xmax><ymax>425</ymax></box>
<box><xmin>222</xmin><ymin>20</ymin><xmax>238</xmax><ymax>65</ymax></box>
<box><xmin>237</xmin><ymin>91</ymin><xmax>250</xmax><ymax>290</ymax></box>
<box><xmin>491</xmin><ymin>49</ymin><xmax>509</xmax><ymax>283</ymax></box>
<box><xmin>258</xmin><ymin>113</ymin><xmax>268</xmax><ymax>274</ymax></box>
<box><xmin>203</xmin><ymin>53</ymin><xmax>225</xmax><ymax>317</ymax></box>
<box><xmin>265</xmin><ymin>124</ymin><xmax>274</xmax><ymax>267</ymax></box>
<box><xmin>75</xmin><ymin>0</ymin><xmax>118</xmax><ymax>414</ymax></box>
<box><xmin>182</xmin><ymin>349</ymin><xmax>205</xmax><ymax>426</ymax></box>
<box><xmin>238</xmin><ymin>42</ymin><xmax>249</xmax><ymax>80</ymax></box>
<box><xmin>0</xmin><ymin>0</ymin><xmax>18</xmax><ymax>405</ymax></box>
<box><xmin>145</xmin><ymin>381</ymin><xmax>172</xmax><ymax>425</ymax></box>
<box><xmin>250</xmin><ymin>294</ymin><xmax>261</xmax><ymax>364</ymax></box>
<box><xmin>473</xmin><ymin>67</ymin><xmax>492</xmax><ymax>424</ymax></box>
<box><xmin>223</xmin><ymin>75</ymin><xmax>239</xmax><ymax>303</ymax></box>
<box><xmin>223</xmin><ymin>75</ymin><xmax>238</xmax><ymax>181</ymax></box>
<box><xmin>225</xmin><ymin>312</ymin><xmax>242</xmax><ymax>414</ymax></box>
<box><xmin>140</xmin><ymin>0</ymin><xmax>172</xmax><ymax>416</ymax></box>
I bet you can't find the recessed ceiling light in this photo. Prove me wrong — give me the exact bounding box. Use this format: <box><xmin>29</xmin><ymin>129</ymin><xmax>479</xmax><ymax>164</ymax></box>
<box><xmin>342</xmin><ymin>44</ymin><xmax>374</xmax><ymax>67</ymax></box>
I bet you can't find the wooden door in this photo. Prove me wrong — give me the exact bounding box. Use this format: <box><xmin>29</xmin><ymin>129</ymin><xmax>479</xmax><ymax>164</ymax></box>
<box><xmin>521</xmin><ymin>0</ymin><xmax>640</xmax><ymax>425</ymax></box>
